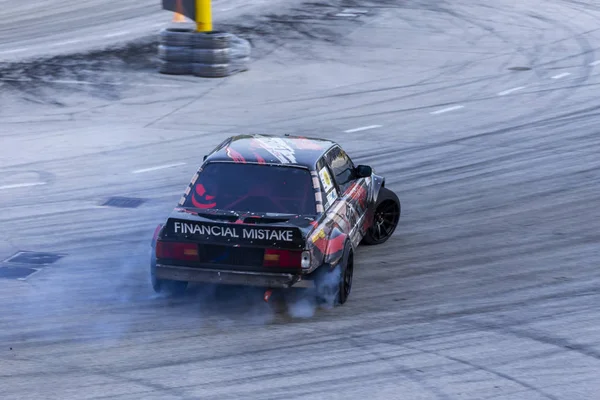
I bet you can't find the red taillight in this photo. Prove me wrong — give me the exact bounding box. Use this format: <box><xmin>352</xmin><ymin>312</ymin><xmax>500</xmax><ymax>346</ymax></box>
<box><xmin>263</xmin><ymin>249</ymin><xmax>302</xmax><ymax>268</ymax></box>
<box><xmin>156</xmin><ymin>241</ymin><xmax>199</xmax><ymax>261</ymax></box>
<box><xmin>152</xmin><ymin>224</ymin><xmax>163</xmax><ymax>243</ymax></box>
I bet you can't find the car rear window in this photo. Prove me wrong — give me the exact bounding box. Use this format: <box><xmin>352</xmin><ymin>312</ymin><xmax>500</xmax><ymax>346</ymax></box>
<box><xmin>182</xmin><ymin>162</ymin><xmax>317</xmax><ymax>215</ymax></box>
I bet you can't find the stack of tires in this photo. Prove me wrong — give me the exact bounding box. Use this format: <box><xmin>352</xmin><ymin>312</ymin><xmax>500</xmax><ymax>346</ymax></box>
<box><xmin>158</xmin><ymin>28</ymin><xmax>251</xmax><ymax>77</ymax></box>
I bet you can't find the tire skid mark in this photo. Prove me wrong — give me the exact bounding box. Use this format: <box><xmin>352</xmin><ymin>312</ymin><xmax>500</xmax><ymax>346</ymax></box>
<box><xmin>460</xmin><ymin>318</ymin><xmax>600</xmax><ymax>362</ymax></box>
<box><xmin>342</xmin><ymin>332</ymin><xmax>562</xmax><ymax>400</ymax></box>
<box><xmin>345</xmin><ymin>336</ymin><xmax>455</xmax><ymax>400</ymax></box>
<box><xmin>3</xmin><ymin>1</ymin><xmax>600</xmax><ymax>399</ymax></box>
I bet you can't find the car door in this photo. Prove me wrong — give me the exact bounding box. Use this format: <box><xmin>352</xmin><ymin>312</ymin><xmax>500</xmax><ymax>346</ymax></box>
<box><xmin>324</xmin><ymin>146</ymin><xmax>370</xmax><ymax>247</ymax></box>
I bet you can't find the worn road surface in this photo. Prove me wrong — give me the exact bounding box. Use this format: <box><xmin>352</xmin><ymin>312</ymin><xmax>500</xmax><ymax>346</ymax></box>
<box><xmin>1</xmin><ymin>0</ymin><xmax>600</xmax><ymax>399</ymax></box>
<box><xmin>0</xmin><ymin>0</ymin><xmax>291</xmax><ymax>61</ymax></box>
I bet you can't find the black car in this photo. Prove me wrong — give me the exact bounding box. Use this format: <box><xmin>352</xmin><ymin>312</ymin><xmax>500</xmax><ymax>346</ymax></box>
<box><xmin>150</xmin><ymin>134</ymin><xmax>401</xmax><ymax>306</ymax></box>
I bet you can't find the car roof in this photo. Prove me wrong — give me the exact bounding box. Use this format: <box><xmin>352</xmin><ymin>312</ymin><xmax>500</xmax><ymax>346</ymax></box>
<box><xmin>204</xmin><ymin>134</ymin><xmax>338</xmax><ymax>169</ymax></box>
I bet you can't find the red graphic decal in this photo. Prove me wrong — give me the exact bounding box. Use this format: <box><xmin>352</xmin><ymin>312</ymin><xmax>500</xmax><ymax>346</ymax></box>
<box><xmin>313</xmin><ymin>236</ymin><xmax>327</xmax><ymax>253</ymax></box>
<box><xmin>234</xmin><ymin>219</ymin><xmax>244</xmax><ymax>224</ymax></box>
<box><xmin>310</xmin><ymin>221</ymin><xmax>318</xmax><ymax>227</ymax></box>
<box><xmin>226</xmin><ymin>146</ymin><xmax>246</xmax><ymax>163</ymax></box>
<box><xmin>313</xmin><ymin>232</ymin><xmax>346</xmax><ymax>255</ymax></box>
<box><xmin>195</xmin><ymin>184</ymin><xmax>206</xmax><ymax>196</ymax></box>
<box><xmin>325</xmin><ymin>234</ymin><xmax>345</xmax><ymax>255</ymax></box>
<box><xmin>347</xmin><ymin>183</ymin><xmax>367</xmax><ymax>207</ymax></box>
<box><xmin>254</xmin><ymin>152</ymin><xmax>266</xmax><ymax>164</ymax></box>
<box><xmin>191</xmin><ymin>183</ymin><xmax>217</xmax><ymax>209</ymax></box>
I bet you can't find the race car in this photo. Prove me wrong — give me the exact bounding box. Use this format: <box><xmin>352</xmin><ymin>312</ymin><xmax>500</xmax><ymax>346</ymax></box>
<box><xmin>150</xmin><ymin>134</ymin><xmax>401</xmax><ymax>306</ymax></box>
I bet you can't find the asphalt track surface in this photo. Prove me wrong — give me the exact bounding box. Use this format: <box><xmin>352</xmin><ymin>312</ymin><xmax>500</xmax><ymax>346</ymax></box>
<box><xmin>2</xmin><ymin>0</ymin><xmax>600</xmax><ymax>399</ymax></box>
<box><xmin>0</xmin><ymin>0</ymin><xmax>286</xmax><ymax>61</ymax></box>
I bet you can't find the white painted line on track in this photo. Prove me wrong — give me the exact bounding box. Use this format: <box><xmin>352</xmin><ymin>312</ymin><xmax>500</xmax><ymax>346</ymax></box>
<box><xmin>0</xmin><ymin>48</ymin><xmax>29</xmax><ymax>55</ymax></box>
<box><xmin>51</xmin><ymin>39</ymin><xmax>82</xmax><ymax>47</ymax></box>
<box><xmin>344</xmin><ymin>125</ymin><xmax>382</xmax><ymax>133</ymax></box>
<box><xmin>104</xmin><ymin>31</ymin><xmax>131</xmax><ymax>38</ymax></box>
<box><xmin>132</xmin><ymin>162</ymin><xmax>187</xmax><ymax>174</ymax></box>
<box><xmin>430</xmin><ymin>105</ymin><xmax>464</xmax><ymax>115</ymax></box>
<box><xmin>551</xmin><ymin>72</ymin><xmax>571</xmax><ymax>79</ymax></box>
<box><xmin>498</xmin><ymin>86</ymin><xmax>526</xmax><ymax>96</ymax></box>
<box><xmin>589</xmin><ymin>61</ymin><xmax>600</xmax><ymax>66</ymax></box>
<box><xmin>342</xmin><ymin>8</ymin><xmax>369</xmax><ymax>13</ymax></box>
<box><xmin>50</xmin><ymin>79</ymin><xmax>97</xmax><ymax>85</ymax></box>
<box><xmin>335</xmin><ymin>13</ymin><xmax>357</xmax><ymax>17</ymax></box>
<box><xmin>0</xmin><ymin>182</ymin><xmax>46</xmax><ymax>190</ymax></box>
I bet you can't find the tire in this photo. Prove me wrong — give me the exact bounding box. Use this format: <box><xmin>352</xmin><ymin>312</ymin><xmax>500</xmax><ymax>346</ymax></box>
<box><xmin>150</xmin><ymin>252</ymin><xmax>188</xmax><ymax>296</ymax></box>
<box><xmin>159</xmin><ymin>27</ymin><xmax>195</xmax><ymax>47</ymax></box>
<box><xmin>362</xmin><ymin>187</ymin><xmax>401</xmax><ymax>245</ymax></box>
<box><xmin>315</xmin><ymin>249</ymin><xmax>354</xmax><ymax>307</ymax></box>
<box><xmin>192</xmin><ymin>58</ymin><xmax>250</xmax><ymax>78</ymax></box>
<box><xmin>191</xmin><ymin>45</ymin><xmax>250</xmax><ymax>64</ymax></box>
<box><xmin>191</xmin><ymin>48</ymin><xmax>232</xmax><ymax>64</ymax></box>
<box><xmin>191</xmin><ymin>31</ymin><xmax>233</xmax><ymax>50</ymax></box>
<box><xmin>158</xmin><ymin>45</ymin><xmax>191</xmax><ymax>63</ymax></box>
<box><xmin>157</xmin><ymin>59</ymin><xmax>193</xmax><ymax>75</ymax></box>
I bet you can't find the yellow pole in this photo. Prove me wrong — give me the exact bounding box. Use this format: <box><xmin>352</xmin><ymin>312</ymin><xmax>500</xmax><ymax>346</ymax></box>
<box><xmin>196</xmin><ymin>0</ymin><xmax>212</xmax><ymax>32</ymax></box>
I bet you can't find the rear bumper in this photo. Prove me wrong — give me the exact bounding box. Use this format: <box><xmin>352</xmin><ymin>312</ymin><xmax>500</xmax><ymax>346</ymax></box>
<box><xmin>155</xmin><ymin>264</ymin><xmax>315</xmax><ymax>289</ymax></box>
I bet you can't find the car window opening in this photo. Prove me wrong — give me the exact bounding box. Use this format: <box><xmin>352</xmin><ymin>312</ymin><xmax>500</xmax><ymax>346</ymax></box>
<box><xmin>183</xmin><ymin>162</ymin><xmax>317</xmax><ymax>215</ymax></box>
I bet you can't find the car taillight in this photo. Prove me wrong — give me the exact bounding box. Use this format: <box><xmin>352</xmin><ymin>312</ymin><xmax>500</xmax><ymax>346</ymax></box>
<box><xmin>152</xmin><ymin>224</ymin><xmax>163</xmax><ymax>244</ymax></box>
<box><xmin>263</xmin><ymin>249</ymin><xmax>302</xmax><ymax>268</ymax></box>
<box><xmin>155</xmin><ymin>241</ymin><xmax>199</xmax><ymax>261</ymax></box>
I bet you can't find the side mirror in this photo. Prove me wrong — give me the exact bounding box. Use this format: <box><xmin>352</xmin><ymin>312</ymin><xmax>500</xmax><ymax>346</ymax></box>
<box><xmin>355</xmin><ymin>165</ymin><xmax>372</xmax><ymax>178</ymax></box>
<box><xmin>203</xmin><ymin>155</ymin><xmax>207</xmax><ymax>161</ymax></box>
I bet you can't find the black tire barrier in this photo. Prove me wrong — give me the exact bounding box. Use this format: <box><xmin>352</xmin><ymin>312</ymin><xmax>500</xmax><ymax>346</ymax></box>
<box><xmin>157</xmin><ymin>59</ymin><xmax>193</xmax><ymax>75</ymax></box>
<box><xmin>158</xmin><ymin>45</ymin><xmax>191</xmax><ymax>63</ymax></box>
<box><xmin>190</xmin><ymin>42</ymin><xmax>251</xmax><ymax>64</ymax></box>
<box><xmin>158</xmin><ymin>27</ymin><xmax>194</xmax><ymax>47</ymax></box>
<box><xmin>192</xmin><ymin>57</ymin><xmax>251</xmax><ymax>78</ymax></box>
<box><xmin>157</xmin><ymin>28</ymin><xmax>251</xmax><ymax>78</ymax></box>
<box><xmin>191</xmin><ymin>31</ymin><xmax>233</xmax><ymax>50</ymax></box>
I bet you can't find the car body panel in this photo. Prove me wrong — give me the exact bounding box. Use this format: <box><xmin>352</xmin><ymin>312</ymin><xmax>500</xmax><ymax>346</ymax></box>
<box><xmin>203</xmin><ymin>134</ymin><xmax>337</xmax><ymax>167</ymax></box>
<box><xmin>152</xmin><ymin>134</ymin><xmax>389</xmax><ymax>288</ymax></box>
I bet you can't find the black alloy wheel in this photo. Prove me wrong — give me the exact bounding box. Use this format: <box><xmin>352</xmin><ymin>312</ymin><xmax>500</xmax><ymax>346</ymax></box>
<box><xmin>339</xmin><ymin>252</ymin><xmax>353</xmax><ymax>305</ymax></box>
<box><xmin>362</xmin><ymin>187</ymin><xmax>401</xmax><ymax>245</ymax></box>
<box><xmin>371</xmin><ymin>199</ymin><xmax>400</xmax><ymax>242</ymax></box>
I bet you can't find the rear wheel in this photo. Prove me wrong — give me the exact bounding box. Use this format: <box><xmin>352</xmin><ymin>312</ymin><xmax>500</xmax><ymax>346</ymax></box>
<box><xmin>315</xmin><ymin>250</ymin><xmax>353</xmax><ymax>307</ymax></box>
<box><xmin>150</xmin><ymin>252</ymin><xmax>188</xmax><ymax>296</ymax></box>
<box><xmin>339</xmin><ymin>252</ymin><xmax>353</xmax><ymax>305</ymax></box>
<box><xmin>362</xmin><ymin>187</ymin><xmax>401</xmax><ymax>245</ymax></box>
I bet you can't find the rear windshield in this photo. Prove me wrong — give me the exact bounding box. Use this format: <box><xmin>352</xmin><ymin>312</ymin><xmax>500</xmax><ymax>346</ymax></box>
<box><xmin>182</xmin><ymin>162</ymin><xmax>317</xmax><ymax>215</ymax></box>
